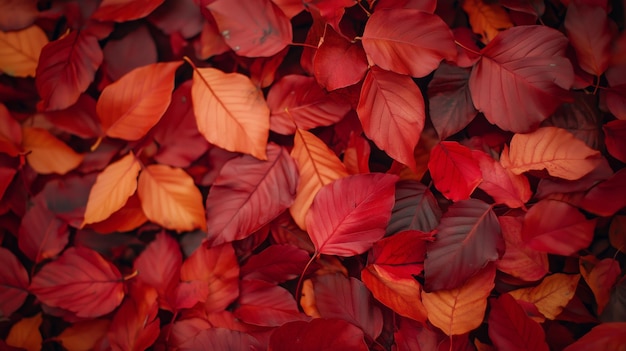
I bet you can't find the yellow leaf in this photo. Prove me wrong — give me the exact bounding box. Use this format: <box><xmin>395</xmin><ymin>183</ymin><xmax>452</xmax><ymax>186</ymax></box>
<box><xmin>289</xmin><ymin>129</ymin><xmax>349</xmax><ymax>229</ymax></box>
<box><xmin>138</xmin><ymin>164</ymin><xmax>206</xmax><ymax>232</ymax></box>
<box><xmin>53</xmin><ymin>319</ymin><xmax>110</xmax><ymax>351</ymax></box>
<box><xmin>462</xmin><ymin>0</ymin><xmax>513</xmax><ymax>44</ymax></box>
<box><xmin>22</xmin><ymin>127</ymin><xmax>84</xmax><ymax>175</ymax></box>
<box><xmin>508</xmin><ymin>273</ymin><xmax>580</xmax><ymax>319</ymax></box>
<box><xmin>83</xmin><ymin>152</ymin><xmax>141</xmax><ymax>225</ymax></box>
<box><xmin>6</xmin><ymin>313</ymin><xmax>42</xmax><ymax>351</ymax></box>
<box><xmin>502</xmin><ymin>127</ymin><xmax>601</xmax><ymax>181</ymax></box>
<box><xmin>422</xmin><ymin>264</ymin><xmax>496</xmax><ymax>335</ymax></box>
<box><xmin>191</xmin><ymin>66</ymin><xmax>269</xmax><ymax>160</ymax></box>
<box><xmin>0</xmin><ymin>25</ymin><xmax>48</xmax><ymax>77</ymax></box>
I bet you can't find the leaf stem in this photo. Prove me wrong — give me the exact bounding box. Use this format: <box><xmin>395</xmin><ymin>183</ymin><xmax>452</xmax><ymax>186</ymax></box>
<box><xmin>357</xmin><ymin>1</ymin><xmax>372</xmax><ymax>17</ymax></box>
<box><xmin>295</xmin><ymin>252</ymin><xmax>318</xmax><ymax>304</ymax></box>
<box><xmin>123</xmin><ymin>270</ymin><xmax>139</xmax><ymax>281</ymax></box>
<box><xmin>289</xmin><ymin>42</ymin><xmax>319</xmax><ymax>50</ymax></box>
<box><xmin>454</xmin><ymin>40</ymin><xmax>481</xmax><ymax>57</ymax></box>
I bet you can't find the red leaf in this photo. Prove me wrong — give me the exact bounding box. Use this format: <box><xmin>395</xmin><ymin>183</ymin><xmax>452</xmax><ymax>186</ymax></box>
<box><xmin>472</xmin><ymin>150</ymin><xmax>531</xmax><ymax>208</ymax></box>
<box><xmin>36</xmin><ymin>31</ymin><xmax>103</xmax><ymax>111</ymax></box>
<box><xmin>488</xmin><ymin>294</ymin><xmax>550</xmax><ymax>351</ymax></box>
<box><xmin>425</xmin><ymin>199</ymin><xmax>503</xmax><ymax>291</ymax></box>
<box><xmin>205</xmin><ymin>143</ymin><xmax>298</xmax><ymax>244</ymax></box>
<box><xmin>268</xmin><ymin>318</ymin><xmax>368</xmax><ymax>351</ymax></box>
<box><xmin>29</xmin><ymin>247</ymin><xmax>124</xmax><ymax>318</ymax></box>
<box><xmin>313</xmin><ymin>25</ymin><xmax>369</xmax><ymax>91</ymax></box>
<box><xmin>580</xmin><ymin>257</ymin><xmax>621</xmax><ymax>314</ymax></box>
<box><xmin>207</xmin><ymin>0</ymin><xmax>292</xmax><ymax>57</ymax></box>
<box><xmin>580</xmin><ymin>168</ymin><xmax>626</xmax><ymax>216</ymax></box>
<box><xmin>92</xmin><ymin>0</ymin><xmax>165</xmax><ymax>22</ymax></box>
<box><xmin>18</xmin><ymin>198</ymin><xmax>69</xmax><ymax>263</ymax></box>
<box><xmin>107</xmin><ymin>283</ymin><xmax>160</xmax><ymax>351</ymax></box>
<box><xmin>234</xmin><ymin>279</ymin><xmax>305</xmax><ymax>327</ymax></box>
<box><xmin>42</xmin><ymin>94</ymin><xmax>103</xmax><ymax>139</ymax></box>
<box><xmin>427</xmin><ymin>63</ymin><xmax>477</xmax><ymax>140</ymax></box>
<box><xmin>357</xmin><ymin>67</ymin><xmax>425</xmax><ymax>171</ymax></box>
<box><xmin>177</xmin><ymin>328</ymin><xmax>259</xmax><ymax>351</ymax></box>
<box><xmin>564</xmin><ymin>2</ymin><xmax>612</xmax><ymax>76</ymax></box>
<box><xmin>428</xmin><ymin>141</ymin><xmax>482</xmax><ymax>202</ymax></box>
<box><xmin>387</xmin><ymin>180</ymin><xmax>442</xmax><ymax>235</ymax></box>
<box><xmin>563</xmin><ymin>323</ymin><xmax>626</xmax><ymax>351</ymax></box>
<box><xmin>522</xmin><ymin>199</ymin><xmax>596</xmax><ymax>256</ymax></box>
<box><xmin>371</xmin><ymin>230</ymin><xmax>430</xmax><ymax>271</ymax></box>
<box><xmin>0</xmin><ymin>103</ymin><xmax>22</xmax><ymax>156</ymax></box>
<box><xmin>393</xmin><ymin>317</ymin><xmax>439</xmax><ymax>351</ymax></box>
<box><xmin>152</xmin><ymin>81</ymin><xmax>210</xmax><ymax>168</ymax></box>
<box><xmin>240</xmin><ymin>244</ymin><xmax>311</xmax><ymax>283</ymax></box>
<box><xmin>0</xmin><ymin>247</ymin><xmax>29</xmax><ymax>318</ymax></box>
<box><xmin>267</xmin><ymin>74</ymin><xmax>351</xmax><ymax>134</ymax></box>
<box><xmin>361</xmin><ymin>9</ymin><xmax>456</xmax><ymax>77</ymax></box>
<box><xmin>179</xmin><ymin>243</ymin><xmax>239</xmax><ymax>313</ymax></box>
<box><xmin>469</xmin><ymin>26</ymin><xmax>574</xmax><ymax>132</ymax></box>
<box><xmin>375</xmin><ymin>0</ymin><xmax>437</xmax><ymax>12</ymax></box>
<box><xmin>603</xmin><ymin>119</ymin><xmax>626</xmax><ymax>163</ymax></box>
<box><xmin>343</xmin><ymin>131</ymin><xmax>371</xmax><ymax>175</ymax></box>
<box><xmin>101</xmin><ymin>25</ymin><xmax>157</xmax><ymax>85</ymax></box>
<box><xmin>0</xmin><ymin>0</ymin><xmax>38</xmax><ymax>31</ymax></box>
<box><xmin>134</xmin><ymin>232</ymin><xmax>181</xmax><ymax>309</ymax></box>
<box><xmin>304</xmin><ymin>0</ymin><xmax>356</xmax><ymax>32</ymax></box>
<box><xmin>313</xmin><ymin>273</ymin><xmax>383</xmax><ymax>339</ymax></box>
<box><xmin>497</xmin><ymin>215</ymin><xmax>548</xmax><ymax>282</ymax></box>
<box><xmin>306</xmin><ymin>173</ymin><xmax>398</xmax><ymax>256</ymax></box>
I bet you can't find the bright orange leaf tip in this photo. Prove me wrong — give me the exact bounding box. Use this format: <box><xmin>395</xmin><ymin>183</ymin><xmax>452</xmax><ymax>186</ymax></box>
<box><xmin>82</xmin><ymin>152</ymin><xmax>141</xmax><ymax>226</ymax></box>
<box><xmin>138</xmin><ymin>164</ymin><xmax>206</xmax><ymax>233</ymax></box>
<box><xmin>508</xmin><ymin>273</ymin><xmax>580</xmax><ymax>320</ymax></box>
<box><xmin>5</xmin><ymin>312</ymin><xmax>42</xmax><ymax>351</ymax></box>
<box><xmin>422</xmin><ymin>263</ymin><xmax>496</xmax><ymax>335</ymax></box>
<box><xmin>22</xmin><ymin>127</ymin><xmax>84</xmax><ymax>175</ymax></box>
<box><xmin>0</xmin><ymin>24</ymin><xmax>48</xmax><ymax>77</ymax></box>
<box><xmin>184</xmin><ymin>56</ymin><xmax>270</xmax><ymax>160</ymax></box>
<box><xmin>462</xmin><ymin>0</ymin><xmax>513</xmax><ymax>44</ymax></box>
<box><xmin>502</xmin><ymin>127</ymin><xmax>602</xmax><ymax>181</ymax></box>
<box><xmin>97</xmin><ymin>61</ymin><xmax>182</xmax><ymax>141</ymax></box>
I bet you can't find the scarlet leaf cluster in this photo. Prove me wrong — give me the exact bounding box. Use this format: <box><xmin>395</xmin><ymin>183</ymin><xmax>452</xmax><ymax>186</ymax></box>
<box><xmin>0</xmin><ymin>0</ymin><xmax>625</xmax><ymax>350</ymax></box>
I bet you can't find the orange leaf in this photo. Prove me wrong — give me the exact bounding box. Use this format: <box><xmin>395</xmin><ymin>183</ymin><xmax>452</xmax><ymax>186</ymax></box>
<box><xmin>190</xmin><ymin>66</ymin><xmax>269</xmax><ymax>160</ymax></box>
<box><xmin>22</xmin><ymin>127</ymin><xmax>84</xmax><ymax>175</ymax></box>
<box><xmin>502</xmin><ymin>127</ymin><xmax>601</xmax><ymax>180</ymax></box>
<box><xmin>6</xmin><ymin>313</ymin><xmax>42</xmax><ymax>351</ymax></box>
<box><xmin>83</xmin><ymin>152</ymin><xmax>141</xmax><ymax>226</ymax></box>
<box><xmin>289</xmin><ymin>129</ymin><xmax>349</xmax><ymax>229</ymax></box>
<box><xmin>508</xmin><ymin>273</ymin><xmax>580</xmax><ymax>320</ymax></box>
<box><xmin>97</xmin><ymin>61</ymin><xmax>182</xmax><ymax>140</ymax></box>
<box><xmin>89</xmin><ymin>192</ymin><xmax>147</xmax><ymax>234</ymax></box>
<box><xmin>462</xmin><ymin>0</ymin><xmax>513</xmax><ymax>44</ymax></box>
<box><xmin>53</xmin><ymin>319</ymin><xmax>110</xmax><ymax>351</ymax></box>
<box><xmin>362</xmin><ymin>264</ymin><xmax>428</xmax><ymax>323</ymax></box>
<box><xmin>0</xmin><ymin>25</ymin><xmax>48</xmax><ymax>77</ymax></box>
<box><xmin>422</xmin><ymin>264</ymin><xmax>496</xmax><ymax>335</ymax></box>
<box><xmin>137</xmin><ymin>164</ymin><xmax>206</xmax><ymax>232</ymax></box>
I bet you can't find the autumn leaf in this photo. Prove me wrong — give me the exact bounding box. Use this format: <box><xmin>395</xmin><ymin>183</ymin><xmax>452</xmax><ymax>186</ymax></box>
<box><xmin>235</xmin><ymin>279</ymin><xmax>305</xmax><ymax>327</ymax></box>
<box><xmin>5</xmin><ymin>313</ymin><xmax>42</xmax><ymax>351</ymax></box>
<box><xmin>306</xmin><ymin>173</ymin><xmax>398</xmax><ymax>256</ymax></box>
<box><xmin>92</xmin><ymin>0</ymin><xmax>165</xmax><ymax>22</ymax></box>
<box><xmin>563</xmin><ymin>323</ymin><xmax>626</xmax><ymax>351</ymax></box>
<box><xmin>29</xmin><ymin>247</ymin><xmax>125</xmax><ymax>318</ymax></box>
<box><xmin>387</xmin><ymin>180</ymin><xmax>442</xmax><ymax>234</ymax></box>
<box><xmin>83</xmin><ymin>152</ymin><xmax>141</xmax><ymax>226</ymax></box>
<box><xmin>18</xmin><ymin>198</ymin><xmax>69</xmax><ymax>263</ymax></box>
<box><xmin>473</xmin><ymin>150</ymin><xmax>531</xmax><ymax>208</ymax></box>
<box><xmin>564</xmin><ymin>2</ymin><xmax>612</xmax><ymax>76</ymax></box>
<box><xmin>462</xmin><ymin>0</ymin><xmax>513</xmax><ymax>44</ymax></box>
<box><xmin>508</xmin><ymin>273</ymin><xmax>580</xmax><ymax>320</ymax></box>
<box><xmin>53</xmin><ymin>319</ymin><xmax>110</xmax><ymax>351</ymax></box>
<box><xmin>97</xmin><ymin>61</ymin><xmax>182</xmax><ymax>141</ymax></box>
<box><xmin>269</xmin><ymin>319</ymin><xmax>368</xmax><ymax>351</ymax></box>
<box><xmin>205</xmin><ymin>143</ymin><xmax>298</xmax><ymax>243</ymax></box>
<box><xmin>22</xmin><ymin>127</ymin><xmax>84</xmax><ymax>175</ymax></box>
<box><xmin>0</xmin><ymin>24</ymin><xmax>48</xmax><ymax>77</ymax></box>
<box><xmin>497</xmin><ymin>215</ymin><xmax>549</xmax><ymax>282</ymax></box>
<box><xmin>138</xmin><ymin>164</ymin><xmax>206</xmax><ymax>232</ymax></box>
<box><xmin>190</xmin><ymin>66</ymin><xmax>270</xmax><ymax>160</ymax></box>
<box><xmin>357</xmin><ymin>66</ymin><xmax>425</xmax><ymax>171</ymax></box>
<box><xmin>488</xmin><ymin>294</ymin><xmax>549</xmax><ymax>351</ymax></box>
<box><xmin>503</xmin><ymin>127</ymin><xmax>601</xmax><ymax>180</ymax></box>
<box><xmin>469</xmin><ymin>26</ymin><xmax>574</xmax><ymax>132</ymax></box>
<box><xmin>428</xmin><ymin>141</ymin><xmax>482</xmax><ymax>202</ymax></box>
<box><xmin>361</xmin><ymin>8</ymin><xmax>456</xmax><ymax>77</ymax></box>
<box><xmin>0</xmin><ymin>248</ymin><xmax>29</xmax><ymax>319</ymax></box>
<box><xmin>579</xmin><ymin>257</ymin><xmax>621</xmax><ymax>315</ymax></box>
<box><xmin>422</xmin><ymin>264</ymin><xmax>496</xmax><ymax>335</ymax></box>
<box><xmin>290</xmin><ymin>128</ymin><xmax>349</xmax><ymax>229</ymax></box>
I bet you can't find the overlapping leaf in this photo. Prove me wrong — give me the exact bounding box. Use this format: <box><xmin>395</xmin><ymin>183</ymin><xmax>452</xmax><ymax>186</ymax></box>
<box><xmin>473</xmin><ymin>150</ymin><xmax>531</xmax><ymax>208</ymax></box>
<box><xmin>306</xmin><ymin>173</ymin><xmax>398</xmax><ymax>256</ymax></box>
<box><xmin>83</xmin><ymin>152</ymin><xmax>141</xmax><ymax>226</ymax></box>
<box><xmin>138</xmin><ymin>164</ymin><xmax>206</xmax><ymax>232</ymax></box>
<box><xmin>386</xmin><ymin>180</ymin><xmax>441</xmax><ymax>235</ymax></box>
<box><xmin>205</xmin><ymin>143</ymin><xmax>298</xmax><ymax>243</ymax></box>
<box><xmin>18</xmin><ymin>198</ymin><xmax>68</xmax><ymax>263</ymax></box>
<box><xmin>357</xmin><ymin>67</ymin><xmax>425</xmax><ymax>171</ymax></box>
<box><xmin>5</xmin><ymin>313</ymin><xmax>42</xmax><ymax>351</ymax></box>
<box><xmin>22</xmin><ymin>127</ymin><xmax>83</xmax><ymax>175</ymax></box>
<box><xmin>564</xmin><ymin>2</ymin><xmax>612</xmax><ymax>76</ymax></box>
<box><xmin>290</xmin><ymin>129</ymin><xmax>349</xmax><ymax>229</ymax></box>
<box><xmin>503</xmin><ymin>127</ymin><xmax>601</xmax><ymax>180</ymax></box>
<box><xmin>424</xmin><ymin>199</ymin><xmax>502</xmax><ymax>291</ymax></box>
<box><xmin>462</xmin><ymin>0</ymin><xmax>513</xmax><ymax>44</ymax></box>
<box><xmin>0</xmin><ymin>24</ymin><xmax>48</xmax><ymax>77</ymax></box>
<box><xmin>469</xmin><ymin>26</ymin><xmax>574</xmax><ymax>132</ymax></box>
<box><xmin>488</xmin><ymin>294</ymin><xmax>549</xmax><ymax>351</ymax></box>
<box><xmin>235</xmin><ymin>279</ymin><xmax>304</xmax><ymax>327</ymax></box>
<box><xmin>361</xmin><ymin>8</ymin><xmax>456</xmax><ymax>77</ymax></box>
<box><xmin>190</xmin><ymin>66</ymin><xmax>270</xmax><ymax>160</ymax></box>
<box><xmin>97</xmin><ymin>61</ymin><xmax>182</xmax><ymax>141</ymax></box>
<box><xmin>29</xmin><ymin>247</ymin><xmax>124</xmax><ymax>318</ymax></box>
<box><xmin>508</xmin><ymin>273</ymin><xmax>580</xmax><ymax>320</ymax></box>
<box><xmin>92</xmin><ymin>0</ymin><xmax>165</xmax><ymax>22</ymax></box>
<box><xmin>428</xmin><ymin>141</ymin><xmax>482</xmax><ymax>202</ymax></box>
<box><xmin>497</xmin><ymin>215</ymin><xmax>549</xmax><ymax>282</ymax></box>
<box><xmin>269</xmin><ymin>319</ymin><xmax>368</xmax><ymax>351</ymax></box>
<box><xmin>0</xmin><ymin>248</ymin><xmax>29</xmax><ymax>319</ymax></box>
